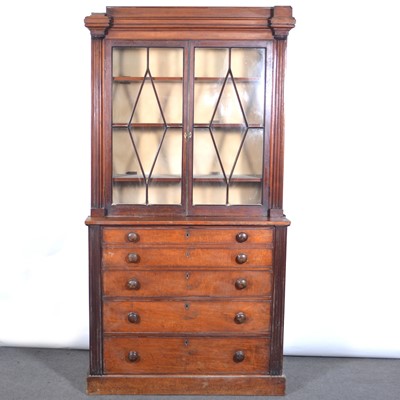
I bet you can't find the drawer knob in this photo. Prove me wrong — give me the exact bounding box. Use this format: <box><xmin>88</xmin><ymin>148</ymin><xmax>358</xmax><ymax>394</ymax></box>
<box><xmin>235</xmin><ymin>254</ymin><xmax>247</xmax><ymax>264</ymax></box>
<box><xmin>235</xmin><ymin>278</ymin><xmax>247</xmax><ymax>290</ymax></box>
<box><xmin>233</xmin><ymin>350</ymin><xmax>245</xmax><ymax>363</ymax></box>
<box><xmin>127</xmin><ymin>312</ymin><xmax>140</xmax><ymax>324</ymax></box>
<box><xmin>236</xmin><ymin>232</ymin><xmax>248</xmax><ymax>243</ymax></box>
<box><xmin>127</xmin><ymin>253</ymin><xmax>140</xmax><ymax>263</ymax></box>
<box><xmin>234</xmin><ymin>312</ymin><xmax>247</xmax><ymax>324</ymax></box>
<box><xmin>127</xmin><ymin>278</ymin><xmax>140</xmax><ymax>290</ymax></box>
<box><xmin>128</xmin><ymin>351</ymin><xmax>140</xmax><ymax>362</ymax></box>
<box><xmin>127</xmin><ymin>232</ymin><xmax>140</xmax><ymax>243</ymax></box>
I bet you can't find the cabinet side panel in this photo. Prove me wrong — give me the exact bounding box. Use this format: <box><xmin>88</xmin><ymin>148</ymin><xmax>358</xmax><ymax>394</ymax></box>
<box><xmin>269</xmin><ymin>226</ymin><xmax>287</xmax><ymax>375</ymax></box>
<box><xmin>88</xmin><ymin>225</ymin><xmax>103</xmax><ymax>374</ymax></box>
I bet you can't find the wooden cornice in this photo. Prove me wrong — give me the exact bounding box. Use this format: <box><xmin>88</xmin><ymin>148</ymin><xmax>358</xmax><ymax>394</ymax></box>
<box><xmin>269</xmin><ymin>6</ymin><xmax>296</xmax><ymax>40</ymax></box>
<box><xmin>105</xmin><ymin>6</ymin><xmax>274</xmax><ymax>31</ymax></box>
<box><xmin>84</xmin><ymin>13</ymin><xmax>112</xmax><ymax>39</ymax></box>
<box><xmin>83</xmin><ymin>7</ymin><xmax>295</xmax><ymax>40</ymax></box>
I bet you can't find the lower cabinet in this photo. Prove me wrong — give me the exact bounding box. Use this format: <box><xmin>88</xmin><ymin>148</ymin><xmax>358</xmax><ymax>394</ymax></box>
<box><xmin>87</xmin><ymin>223</ymin><xmax>288</xmax><ymax>395</ymax></box>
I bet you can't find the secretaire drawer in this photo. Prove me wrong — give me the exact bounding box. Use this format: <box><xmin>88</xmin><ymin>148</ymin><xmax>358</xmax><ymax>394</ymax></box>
<box><xmin>103</xmin><ymin>227</ymin><xmax>273</xmax><ymax>245</ymax></box>
<box><xmin>103</xmin><ymin>300</ymin><xmax>270</xmax><ymax>334</ymax></box>
<box><xmin>103</xmin><ymin>270</ymin><xmax>272</xmax><ymax>298</ymax></box>
<box><xmin>103</xmin><ymin>336</ymin><xmax>270</xmax><ymax>375</ymax></box>
<box><xmin>102</xmin><ymin>248</ymin><xmax>272</xmax><ymax>268</ymax></box>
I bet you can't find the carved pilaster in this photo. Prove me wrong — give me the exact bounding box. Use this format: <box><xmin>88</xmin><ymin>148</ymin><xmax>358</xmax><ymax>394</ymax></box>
<box><xmin>85</xmin><ymin>14</ymin><xmax>110</xmax><ymax>217</ymax></box>
<box><xmin>269</xmin><ymin>6</ymin><xmax>296</xmax><ymax>40</ymax></box>
<box><xmin>268</xmin><ymin>8</ymin><xmax>295</xmax><ymax>218</ymax></box>
<box><xmin>88</xmin><ymin>225</ymin><xmax>103</xmax><ymax>375</ymax></box>
<box><xmin>269</xmin><ymin>226</ymin><xmax>288</xmax><ymax>375</ymax></box>
<box><xmin>269</xmin><ymin>38</ymin><xmax>288</xmax><ymax>218</ymax></box>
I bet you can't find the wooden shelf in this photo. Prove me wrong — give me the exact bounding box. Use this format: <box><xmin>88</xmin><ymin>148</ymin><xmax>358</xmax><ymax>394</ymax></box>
<box><xmin>113</xmin><ymin>76</ymin><xmax>261</xmax><ymax>83</ymax></box>
<box><xmin>113</xmin><ymin>174</ymin><xmax>261</xmax><ymax>184</ymax></box>
<box><xmin>113</xmin><ymin>76</ymin><xmax>183</xmax><ymax>83</ymax></box>
<box><xmin>194</xmin><ymin>175</ymin><xmax>262</xmax><ymax>184</ymax></box>
<box><xmin>113</xmin><ymin>174</ymin><xmax>181</xmax><ymax>183</ymax></box>
<box><xmin>113</xmin><ymin>123</ymin><xmax>183</xmax><ymax>129</ymax></box>
<box><xmin>112</xmin><ymin>123</ymin><xmax>262</xmax><ymax>130</ymax></box>
<box><xmin>194</xmin><ymin>77</ymin><xmax>261</xmax><ymax>83</ymax></box>
<box><xmin>194</xmin><ymin>123</ymin><xmax>264</xmax><ymax>129</ymax></box>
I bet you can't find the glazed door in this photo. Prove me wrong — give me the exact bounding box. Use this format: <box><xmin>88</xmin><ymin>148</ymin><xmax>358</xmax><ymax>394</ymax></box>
<box><xmin>107</xmin><ymin>42</ymin><xmax>188</xmax><ymax>216</ymax></box>
<box><xmin>188</xmin><ymin>42</ymin><xmax>272</xmax><ymax>216</ymax></box>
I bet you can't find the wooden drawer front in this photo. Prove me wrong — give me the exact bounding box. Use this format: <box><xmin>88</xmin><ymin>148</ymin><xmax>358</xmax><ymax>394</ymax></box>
<box><xmin>103</xmin><ymin>248</ymin><xmax>272</xmax><ymax>268</ymax></box>
<box><xmin>103</xmin><ymin>337</ymin><xmax>270</xmax><ymax>375</ymax></box>
<box><xmin>103</xmin><ymin>300</ymin><xmax>270</xmax><ymax>334</ymax></box>
<box><xmin>103</xmin><ymin>270</ymin><xmax>272</xmax><ymax>298</ymax></box>
<box><xmin>103</xmin><ymin>227</ymin><xmax>273</xmax><ymax>245</ymax></box>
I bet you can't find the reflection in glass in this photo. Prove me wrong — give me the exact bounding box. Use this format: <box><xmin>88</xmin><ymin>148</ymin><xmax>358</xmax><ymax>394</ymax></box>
<box><xmin>113</xmin><ymin>48</ymin><xmax>147</xmax><ymax>77</ymax></box>
<box><xmin>113</xmin><ymin>83</ymin><xmax>141</xmax><ymax>124</ymax></box>
<box><xmin>229</xmin><ymin>182</ymin><xmax>262</xmax><ymax>205</ymax></box>
<box><xmin>195</xmin><ymin>48</ymin><xmax>229</xmax><ymax>78</ymax></box>
<box><xmin>152</xmin><ymin>82</ymin><xmax>182</xmax><ymax>124</ymax></box>
<box><xmin>149</xmin><ymin>48</ymin><xmax>183</xmax><ymax>77</ymax></box>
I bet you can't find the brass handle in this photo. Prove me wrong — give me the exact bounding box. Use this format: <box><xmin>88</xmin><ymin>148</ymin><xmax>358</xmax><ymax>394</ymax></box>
<box><xmin>127</xmin><ymin>312</ymin><xmax>140</xmax><ymax>324</ymax></box>
<box><xmin>235</xmin><ymin>254</ymin><xmax>247</xmax><ymax>264</ymax></box>
<box><xmin>127</xmin><ymin>278</ymin><xmax>140</xmax><ymax>290</ymax></box>
<box><xmin>235</xmin><ymin>278</ymin><xmax>247</xmax><ymax>290</ymax></box>
<box><xmin>127</xmin><ymin>253</ymin><xmax>140</xmax><ymax>263</ymax></box>
<box><xmin>233</xmin><ymin>350</ymin><xmax>245</xmax><ymax>363</ymax></box>
<box><xmin>127</xmin><ymin>232</ymin><xmax>140</xmax><ymax>243</ymax></box>
<box><xmin>236</xmin><ymin>232</ymin><xmax>248</xmax><ymax>243</ymax></box>
<box><xmin>234</xmin><ymin>312</ymin><xmax>247</xmax><ymax>324</ymax></box>
<box><xmin>128</xmin><ymin>351</ymin><xmax>140</xmax><ymax>362</ymax></box>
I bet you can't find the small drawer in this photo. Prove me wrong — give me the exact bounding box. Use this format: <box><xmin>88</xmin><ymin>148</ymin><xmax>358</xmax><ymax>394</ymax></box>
<box><xmin>103</xmin><ymin>270</ymin><xmax>272</xmax><ymax>298</ymax></box>
<box><xmin>103</xmin><ymin>336</ymin><xmax>270</xmax><ymax>374</ymax></box>
<box><xmin>103</xmin><ymin>300</ymin><xmax>270</xmax><ymax>334</ymax></box>
<box><xmin>102</xmin><ymin>227</ymin><xmax>273</xmax><ymax>246</ymax></box>
<box><xmin>102</xmin><ymin>248</ymin><xmax>272</xmax><ymax>268</ymax></box>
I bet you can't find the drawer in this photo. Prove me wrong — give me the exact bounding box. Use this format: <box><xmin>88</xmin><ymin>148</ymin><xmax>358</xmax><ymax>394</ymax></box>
<box><xmin>102</xmin><ymin>248</ymin><xmax>272</xmax><ymax>268</ymax></box>
<box><xmin>103</xmin><ymin>300</ymin><xmax>270</xmax><ymax>334</ymax></box>
<box><xmin>103</xmin><ymin>227</ymin><xmax>273</xmax><ymax>245</ymax></box>
<box><xmin>103</xmin><ymin>270</ymin><xmax>272</xmax><ymax>298</ymax></box>
<box><xmin>103</xmin><ymin>336</ymin><xmax>270</xmax><ymax>374</ymax></box>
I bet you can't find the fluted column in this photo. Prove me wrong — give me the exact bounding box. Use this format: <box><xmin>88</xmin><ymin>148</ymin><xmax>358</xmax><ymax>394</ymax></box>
<box><xmin>269</xmin><ymin>7</ymin><xmax>295</xmax><ymax>218</ymax></box>
<box><xmin>84</xmin><ymin>14</ymin><xmax>111</xmax><ymax>217</ymax></box>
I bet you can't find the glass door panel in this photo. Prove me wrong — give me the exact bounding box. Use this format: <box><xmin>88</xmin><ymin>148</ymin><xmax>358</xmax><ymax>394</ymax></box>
<box><xmin>193</xmin><ymin>47</ymin><xmax>266</xmax><ymax>206</ymax></box>
<box><xmin>112</xmin><ymin>47</ymin><xmax>184</xmax><ymax>205</ymax></box>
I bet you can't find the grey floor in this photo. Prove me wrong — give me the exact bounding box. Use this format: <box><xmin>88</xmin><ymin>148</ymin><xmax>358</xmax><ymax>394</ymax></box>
<box><xmin>0</xmin><ymin>347</ymin><xmax>399</xmax><ymax>400</ymax></box>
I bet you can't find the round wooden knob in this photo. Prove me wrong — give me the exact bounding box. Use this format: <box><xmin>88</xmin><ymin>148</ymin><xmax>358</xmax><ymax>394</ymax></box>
<box><xmin>235</xmin><ymin>278</ymin><xmax>247</xmax><ymax>290</ymax></box>
<box><xmin>127</xmin><ymin>253</ymin><xmax>140</xmax><ymax>263</ymax></box>
<box><xmin>127</xmin><ymin>278</ymin><xmax>140</xmax><ymax>290</ymax></box>
<box><xmin>127</xmin><ymin>232</ymin><xmax>140</xmax><ymax>243</ymax></box>
<box><xmin>236</xmin><ymin>232</ymin><xmax>248</xmax><ymax>243</ymax></box>
<box><xmin>128</xmin><ymin>351</ymin><xmax>140</xmax><ymax>362</ymax></box>
<box><xmin>234</xmin><ymin>312</ymin><xmax>247</xmax><ymax>324</ymax></box>
<box><xmin>233</xmin><ymin>350</ymin><xmax>245</xmax><ymax>363</ymax></box>
<box><xmin>235</xmin><ymin>254</ymin><xmax>247</xmax><ymax>264</ymax></box>
<box><xmin>127</xmin><ymin>312</ymin><xmax>140</xmax><ymax>324</ymax></box>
